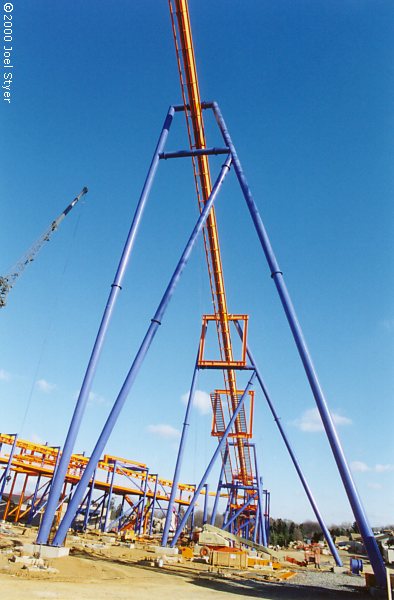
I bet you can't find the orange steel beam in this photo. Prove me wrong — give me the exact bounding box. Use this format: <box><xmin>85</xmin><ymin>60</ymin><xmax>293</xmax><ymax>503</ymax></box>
<box><xmin>0</xmin><ymin>457</ymin><xmax>190</xmax><ymax>507</ymax></box>
<box><xmin>169</xmin><ymin>0</ymin><xmax>252</xmax><ymax>483</ymax></box>
<box><xmin>0</xmin><ymin>435</ymin><xmax>195</xmax><ymax>493</ymax></box>
<box><xmin>1</xmin><ymin>435</ymin><xmax>225</xmax><ymax>524</ymax></box>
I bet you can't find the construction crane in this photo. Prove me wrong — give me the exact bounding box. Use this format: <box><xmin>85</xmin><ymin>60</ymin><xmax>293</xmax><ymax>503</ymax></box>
<box><xmin>0</xmin><ymin>187</ymin><xmax>88</xmax><ymax>308</ymax></box>
<box><xmin>169</xmin><ymin>0</ymin><xmax>256</xmax><ymax>523</ymax></box>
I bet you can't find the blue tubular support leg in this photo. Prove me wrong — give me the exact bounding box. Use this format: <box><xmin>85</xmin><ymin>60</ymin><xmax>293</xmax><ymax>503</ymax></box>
<box><xmin>190</xmin><ymin>487</ymin><xmax>196</xmax><ymax>532</ymax></box>
<box><xmin>100</xmin><ymin>471</ymin><xmax>111</xmax><ymax>530</ymax></box>
<box><xmin>149</xmin><ymin>475</ymin><xmax>159</xmax><ymax>536</ymax></box>
<box><xmin>170</xmin><ymin>372</ymin><xmax>256</xmax><ymax>548</ymax></box>
<box><xmin>0</xmin><ymin>434</ymin><xmax>17</xmax><ymax>505</ymax></box>
<box><xmin>177</xmin><ymin>490</ymin><xmax>183</xmax><ymax>517</ymax></box>
<box><xmin>162</xmin><ymin>357</ymin><xmax>199</xmax><ymax>546</ymax></box>
<box><xmin>27</xmin><ymin>475</ymin><xmax>42</xmax><ymax>524</ymax></box>
<box><xmin>252</xmin><ymin>445</ymin><xmax>267</xmax><ymax>546</ymax></box>
<box><xmin>258</xmin><ymin>479</ymin><xmax>266</xmax><ymax>545</ymax></box>
<box><xmin>37</xmin><ymin>106</ymin><xmax>176</xmax><ymax>546</ymax></box>
<box><xmin>222</xmin><ymin>492</ymin><xmax>257</xmax><ymax>531</ymax></box>
<box><xmin>118</xmin><ymin>497</ymin><xmax>126</xmax><ymax>533</ymax></box>
<box><xmin>138</xmin><ymin>468</ymin><xmax>149</xmax><ymax>535</ymax></box>
<box><xmin>103</xmin><ymin>461</ymin><xmax>117</xmax><ymax>532</ymax></box>
<box><xmin>253</xmin><ymin>502</ymin><xmax>260</xmax><ymax>544</ymax></box>
<box><xmin>203</xmin><ymin>484</ymin><xmax>209</xmax><ymax>525</ymax></box>
<box><xmin>234</xmin><ymin>320</ymin><xmax>342</xmax><ymax>564</ymax></box>
<box><xmin>51</xmin><ymin>156</ymin><xmax>232</xmax><ymax>547</ymax></box>
<box><xmin>210</xmin><ymin>447</ymin><xmax>228</xmax><ymax>526</ymax></box>
<box><xmin>83</xmin><ymin>467</ymin><xmax>97</xmax><ymax>531</ymax></box>
<box><xmin>265</xmin><ymin>492</ymin><xmax>270</xmax><ymax>542</ymax></box>
<box><xmin>212</xmin><ymin>102</ymin><xmax>385</xmax><ymax>585</ymax></box>
<box><xmin>28</xmin><ymin>445</ymin><xmax>50</xmax><ymax>524</ymax></box>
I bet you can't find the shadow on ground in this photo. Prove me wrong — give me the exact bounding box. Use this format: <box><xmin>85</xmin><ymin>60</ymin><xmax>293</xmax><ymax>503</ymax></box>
<box><xmin>190</xmin><ymin>576</ymin><xmax>371</xmax><ymax>599</ymax></box>
<box><xmin>69</xmin><ymin>549</ymin><xmax>371</xmax><ymax>599</ymax></box>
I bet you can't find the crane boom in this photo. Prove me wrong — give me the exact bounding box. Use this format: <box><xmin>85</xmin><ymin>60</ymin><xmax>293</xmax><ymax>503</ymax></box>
<box><xmin>169</xmin><ymin>0</ymin><xmax>253</xmax><ymax>486</ymax></box>
<box><xmin>0</xmin><ymin>186</ymin><xmax>88</xmax><ymax>308</ymax></box>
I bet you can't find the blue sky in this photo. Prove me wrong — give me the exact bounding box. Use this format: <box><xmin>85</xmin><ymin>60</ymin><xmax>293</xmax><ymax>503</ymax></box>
<box><xmin>1</xmin><ymin>0</ymin><xmax>393</xmax><ymax>526</ymax></box>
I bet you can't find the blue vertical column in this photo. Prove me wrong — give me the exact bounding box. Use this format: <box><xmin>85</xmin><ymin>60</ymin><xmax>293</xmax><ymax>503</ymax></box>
<box><xmin>253</xmin><ymin>502</ymin><xmax>260</xmax><ymax>544</ymax></box>
<box><xmin>0</xmin><ymin>434</ymin><xmax>17</xmax><ymax>506</ymax></box>
<box><xmin>51</xmin><ymin>156</ymin><xmax>232</xmax><ymax>547</ymax></box>
<box><xmin>37</xmin><ymin>107</ymin><xmax>176</xmax><ymax>545</ymax></box>
<box><xmin>170</xmin><ymin>373</ymin><xmax>256</xmax><ymax>547</ymax></box>
<box><xmin>210</xmin><ymin>448</ymin><xmax>228</xmax><ymax>526</ymax></box>
<box><xmin>252</xmin><ymin>446</ymin><xmax>267</xmax><ymax>547</ymax></box>
<box><xmin>212</xmin><ymin>101</ymin><xmax>385</xmax><ymax>585</ymax></box>
<box><xmin>222</xmin><ymin>492</ymin><xmax>257</xmax><ymax>531</ymax></box>
<box><xmin>223</xmin><ymin>492</ymin><xmax>232</xmax><ymax>528</ymax></box>
<box><xmin>149</xmin><ymin>475</ymin><xmax>159</xmax><ymax>536</ymax></box>
<box><xmin>117</xmin><ymin>496</ymin><xmax>126</xmax><ymax>533</ymax></box>
<box><xmin>162</xmin><ymin>357</ymin><xmax>199</xmax><ymax>546</ymax></box>
<box><xmin>137</xmin><ymin>468</ymin><xmax>149</xmax><ymax>535</ymax></box>
<box><xmin>27</xmin><ymin>475</ymin><xmax>42</xmax><ymax>525</ymax></box>
<box><xmin>103</xmin><ymin>461</ymin><xmax>117</xmax><ymax>532</ymax></box>
<box><xmin>100</xmin><ymin>469</ymin><xmax>111</xmax><ymax>531</ymax></box>
<box><xmin>190</xmin><ymin>486</ymin><xmax>196</xmax><ymax>533</ymax></box>
<box><xmin>265</xmin><ymin>491</ymin><xmax>270</xmax><ymax>544</ymax></box>
<box><xmin>27</xmin><ymin>444</ymin><xmax>49</xmax><ymax>525</ymax></box>
<box><xmin>235</xmin><ymin>320</ymin><xmax>341</xmax><ymax>564</ymax></box>
<box><xmin>83</xmin><ymin>467</ymin><xmax>97</xmax><ymax>531</ymax></box>
<box><xmin>203</xmin><ymin>484</ymin><xmax>209</xmax><ymax>525</ymax></box>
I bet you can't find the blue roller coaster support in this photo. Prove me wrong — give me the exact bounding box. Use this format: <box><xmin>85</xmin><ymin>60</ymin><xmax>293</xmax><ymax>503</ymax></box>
<box><xmin>83</xmin><ymin>467</ymin><xmax>97</xmax><ymax>531</ymax></box>
<box><xmin>222</xmin><ymin>492</ymin><xmax>257</xmax><ymax>531</ymax></box>
<box><xmin>210</xmin><ymin>447</ymin><xmax>228</xmax><ymax>527</ymax></box>
<box><xmin>203</xmin><ymin>484</ymin><xmax>209</xmax><ymax>525</ymax></box>
<box><xmin>252</xmin><ymin>446</ymin><xmax>267</xmax><ymax>546</ymax></box>
<box><xmin>170</xmin><ymin>372</ymin><xmax>256</xmax><ymax>548</ymax></box>
<box><xmin>253</xmin><ymin>502</ymin><xmax>260</xmax><ymax>544</ymax></box>
<box><xmin>162</xmin><ymin>356</ymin><xmax>199</xmax><ymax>546</ymax></box>
<box><xmin>149</xmin><ymin>475</ymin><xmax>159</xmax><ymax>536</ymax></box>
<box><xmin>234</xmin><ymin>319</ymin><xmax>342</xmax><ymax>565</ymax></box>
<box><xmin>137</xmin><ymin>468</ymin><xmax>149</xmax><ymax>535</ymax></box>
<box><xmin>37</xmin><ymin>106</ymin><xmax>177</xmax><ymax>546</ymax></box>
<box><xmin>50</xmin><ymin>155</ymin><xmax>232</xmax><ymax>546</ymax></box>
<box><xmin>103</xmin><ymin>461</ymin><xmax>117</xmax><ymax>532</ymax></box>
<box><xmin>0</xmin><ymin>434</ymin><xmax>17</xmax><ymax>506</ymax></box>
<box><xmin>211</xmin><ymin>101</ymin><xmax>385</xmax><ymax>586</ymax></box>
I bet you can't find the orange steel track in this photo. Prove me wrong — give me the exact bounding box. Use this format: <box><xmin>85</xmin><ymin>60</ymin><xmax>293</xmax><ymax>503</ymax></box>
<box><xmin>169</xmin><ymin>0</ymin><xmax>253</xmax><ymax>486</ymax></box>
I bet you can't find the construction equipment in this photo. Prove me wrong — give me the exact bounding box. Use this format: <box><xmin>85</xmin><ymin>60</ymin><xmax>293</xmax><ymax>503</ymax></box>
<box><xmin>0</xmin><ymin>187</ymin><xmax>88</xmax><ymax>308</ymax></box>
<box><xmin>200</xmin><ymin>524</ymin><xmax>274</xmax><ymax>557</ymax></box>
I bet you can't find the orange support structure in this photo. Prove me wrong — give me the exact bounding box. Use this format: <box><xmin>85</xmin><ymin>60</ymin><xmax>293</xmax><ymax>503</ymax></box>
<box><xmin>211</xmin><ymin>390</ymin><xmax>255</xmax><ymax>440</ymax></box>
<box><xmin>198</xmin><ymin>314</ymin><xmax>249</xmax><ymax>369</ymax></box>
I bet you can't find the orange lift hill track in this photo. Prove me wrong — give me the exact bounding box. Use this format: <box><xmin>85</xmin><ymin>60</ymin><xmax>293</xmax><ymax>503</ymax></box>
<box><xmin>169</xmin><ymin>0</ymin><xmax>255</xmax><ymax>487</ymax></box>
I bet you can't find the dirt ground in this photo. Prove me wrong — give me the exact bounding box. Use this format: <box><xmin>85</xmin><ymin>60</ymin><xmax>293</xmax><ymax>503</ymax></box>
<box><xmin>0</xmin><ymin>524</ymin><xmax>387</xmax><ymax>600</ymax></box>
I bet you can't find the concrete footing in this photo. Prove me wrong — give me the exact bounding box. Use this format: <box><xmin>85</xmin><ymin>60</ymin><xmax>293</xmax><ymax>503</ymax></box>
<box><xmin>22</xmin><ymin>544</ymin><xmax>70</xmax><ymax>559</ymax></box>
<box><xmin>149</xmin><ymin>545</ymin><xmax>179</xmax><ymax>556</ymax></box>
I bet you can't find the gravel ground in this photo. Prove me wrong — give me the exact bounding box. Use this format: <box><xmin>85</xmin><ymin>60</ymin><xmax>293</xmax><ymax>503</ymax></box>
<box><xmin>197</xmin><ymin>569</ymin><xmax>373</xmax><ymax>599</ymax></box>
<box><xmin>288</xmin><ymin>569</ymin><xmax>370</xmax><ymax>594</ymax></box>
<box><xmin>1</xmin><ymin>525</ymin><xmax>386</xmax><ymax>599</ymax></box>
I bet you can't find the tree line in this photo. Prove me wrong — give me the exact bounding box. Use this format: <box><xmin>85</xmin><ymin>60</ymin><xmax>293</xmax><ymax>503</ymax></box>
<box><xmin>268</xmin><ymin>519</ymin><xmax>360</xmax><ymax>547</ymax></box>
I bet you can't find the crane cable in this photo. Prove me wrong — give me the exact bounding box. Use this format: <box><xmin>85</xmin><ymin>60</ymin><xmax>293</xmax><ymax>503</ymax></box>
<box><xmin>18</xmin><ymin>200</ymin><xmax>87</xmax><ymax>435</ymax></box>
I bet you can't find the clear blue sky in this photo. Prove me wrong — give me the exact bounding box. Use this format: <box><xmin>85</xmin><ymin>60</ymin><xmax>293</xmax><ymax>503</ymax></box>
<box><xmin>1</xmin><ymin>0</ymin><xmax>393</xmax><ymax>526</ymax></box>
